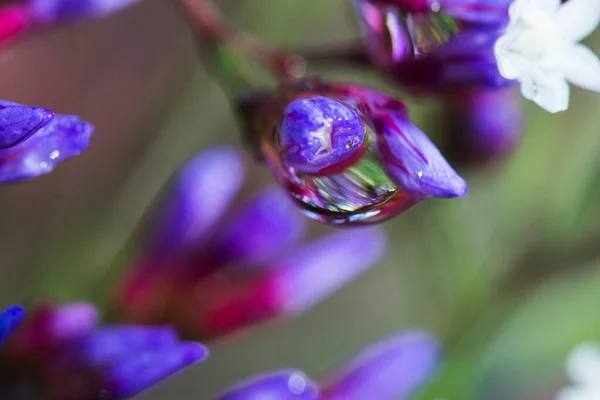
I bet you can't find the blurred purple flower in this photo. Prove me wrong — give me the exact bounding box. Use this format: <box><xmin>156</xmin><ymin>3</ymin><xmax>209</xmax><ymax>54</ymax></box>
<box><xmin>115</xmin><ymin>147</ymin><xmax>387</xmax><ymax>339</ymax></box>
<box><xmin>0</xmin><ymin>305</ymin><xmax>25</xmax><ymax>346</ymax></box>
<box><xmin>444</xmin><ymin>87</ymin><xmax>523</xmax><ymax>165</ymax></box>
<box><xmin>219</xmin><ymin>370</ymin><xmax>320</xmax><ymax>400</ymax></box>
<box><xmin>239</xmin><ymin>79</ymin><xmax>467</xmax><ymax>225</ymax></box>
<box><xmin>28</xmin><ymin>0</ymin><xmax>142</xmax><ymax>24</ymax></box>
<box><xmin>0</xmin><ymin>100</ymin><xmax>93</xmax><ymax>184</ymax></box>
<box><xmin>321</xmin><ymin>331</ymin><xmax>441</xmax><ymax>400</ymax></box>
<box><xmin>219</xmin><ymin>330</ymin><xmax>440</xmax><ymax>400</ymax></box>
<box><xmin>353</xmin><ymin>0</ymin><xmax>515</xmax><ymax>93</ymax></box>
<box><xmin>2</xmin><ymin>302</ymin><xmax>207</xmax><ymax>399</ymax></box>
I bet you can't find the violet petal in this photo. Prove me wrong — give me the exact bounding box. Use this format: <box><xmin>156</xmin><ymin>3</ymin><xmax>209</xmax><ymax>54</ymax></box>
<box><xmin>321</xmin><ymin>331</ymin><xmax>441</xmax><ymax>400</ymax></box>
<box><xmin>29</xmin><ymin>0</ymin><xmax>142</xmax><ymax>23</ymax></box>
<box><xmin>0</xmin><ymin>114</ymin><xmax>93</xmax><ymax>183</ymax></box>
<box><xmin>373</xmin><ymin>111</ymin><xmax>468</xmax><ymax>198</ymax></box>
<box><xmin>219</xmin><ymin>370</ymin><xmax>321</xmax><ymax>400</ymax></box>
<box><xmin>0</xmin><ymin>100</ymin><xmax>53</xmax><ymax>149</ymax></box>
<box><xmin>273</xmin><ymin>227</ymin><xmax>387</xmax><ymax>314</ymax></box>
<box><xmin>106</xmin><ymin>342</ymin><xmax>208</xmax><ymax>398</ymax></box>
<box><xmin>209</xmin><ymin>186</ymin><xmax>306</xmax><ymax>268</ymax></box>
<box><xmin>0</xmin><ymin>305</ymin><xmax>25</xmax><ymax>345</ymax></box>
<box><xmin>75</xmin><ymin>325</ymin><xmax>179</xmax><ymax>366</ymax></box>
<box><xmin>148</xmin><ymin>147</ymin><xmax>245</xmax><ymax>258</ymax></box>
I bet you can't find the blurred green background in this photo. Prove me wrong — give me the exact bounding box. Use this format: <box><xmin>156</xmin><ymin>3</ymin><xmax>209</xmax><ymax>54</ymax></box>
<box><xmin>1</xmin><ymin>0</ymin><xmax>600</xmax><ymax>398</ymax></box>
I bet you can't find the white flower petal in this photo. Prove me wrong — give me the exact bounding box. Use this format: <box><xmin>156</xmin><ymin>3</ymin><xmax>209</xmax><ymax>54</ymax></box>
<box><xmin>561</xmin><ymin>44</ymin><xmax>600</xmax><ymax>92</ymax></box>
<box><xmin>509</xmin><ymin>0</ymin><xmax>560</xmax><ymax>21</ymax></box>
<box><xmin>556</xmin><ymin>387</ymin><xmax>600</xmax><ymax>400</ymax></box>
<box><xmin>520</xmin><ymin>73</ymin><xmax>570</xmax><ymax>113</ymax></box>
<box><xmin>556</xmin><ymin>0</ymin><xmax>600</xmax><ymax>42</ymax></box>
<box><xmin>565</xmin><ymin>343</ymin><xmax>600</xmax><ymax>385</ymax></box>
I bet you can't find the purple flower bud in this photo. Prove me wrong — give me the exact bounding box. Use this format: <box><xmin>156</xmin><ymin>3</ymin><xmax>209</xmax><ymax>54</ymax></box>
<box><xmin>104</xmin><ymin>342</ymin><xmax>207</xmax><ymax>398</ymax></box>
<box><xmin>0</xmin><ymin>305</ymin><xmax>25</xmax><ymax>345</ymax></box>
<box><xmin>280</xmin><ymin>96</ymin><xmax>366</xmax><ymax>174</ymax></box>
<box><xmin>372</xmin><ymin>112</ymin><xmax>468</xmax><ymax>198</ymax></box>
<box><xmin>0</xmin><ymin>101</ymin><xmax>53</xmax><ymax>149</ymax></box>
<box><xmin>0</xmin><ymin>101</ymin><xmax>94</xmax><ymax>184</ymax></box>
<box><xmin>321</xmin><ymin>331</ymin><xmax>441</xmax><ymax>400</ymax></box>
<box><xmin>3</xmin><ymin>303</ymin><xmax>208</xmax><ymax>399</ymax></box>
<box><xmin>353</xmin><ymin>0</ymin><xmax>515</xmax><ymax>93</ymax></box>
<box><xmin>207</xmin><ymin>186</ymin><xmax>307</xmax><ymax>267</ymax></box>
<box><xmin>239</xmin><ymin>79</ymin><xmax>467</xmax><ymax>225</ymax></box>
<box><xmin>8</xmin><ymin>302</ymin><xmax>98</xmax><ymax>358</ymax></box>
<box><xmin>147</xmin><ymin>147</ymin><xmax>245</xmax><ymax>259</ymax></box>
<box><xmin>29</xmin><ymin>0</ymin><xmax>142</xmax><ymax>23</ymax></box>
<box><xmin>273</xmin><ymin>228</ymin><xmax>387</xmax><ymax>314</ymax></box>
<box><xmin>219</xmin><ymin>370</ymin><xmax>321</xmax><ymax>400</ymax></box>
<box><xmin>444</xmin><ymin>87</ymin><xmax>523</xmax><ymax>165</ymax></box>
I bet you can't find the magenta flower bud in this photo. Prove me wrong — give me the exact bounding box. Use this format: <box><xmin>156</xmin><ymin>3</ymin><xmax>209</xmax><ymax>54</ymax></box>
<box><xmin>0</xmin><ymin>5</ymin><xmax>31</xmax><ymax>45</ymax></box>
<box><xmin>219</xmin><ymin>370</ymin><xmax>321</xmax><ymax>400</ymax></box>
<box><xmin>8</xmin><ymin>302</ymin><xmax>98</xmax><ymax>359</ymax></box>
<box><xmin>352</xmin><ymin>0</ymin><xmax>515</xmax><ymax>94</ymax></box>
<box><xmin>321</xmin><ymin>331</ymin><xmax>441</xmax><ymax>400</ymax></box>
<box><xmin>444</xmin><ymin>87</ymin><xmax>523</xmax><ymax>165</ymax></box>
<box><xmin>148</xmin><ymin>147</ymin><xmax>245</xmax><ymax>259</ymax></box>
<box><xmin>280</xmin><ymin>96</ymin><xmax>366</xmax><ymax>174</ymax></box>
<box><xmin>239</xmin><ymin>79</ymin><xmax>467</xmax><ymax>226</ymax></box>
<box><xmin>0</xmin><ymin>100</ymin><xmax>94</xmax><ymax>184</ymax></box>
<box><xmin>28</xmin><ymin>0</ymin><xmax>142</xmax><ymax>24</ymax></box>
<box><xmin>0</xmin><ymin>305</ymin><xmax>25</xmax><ymax>346</ymax></box>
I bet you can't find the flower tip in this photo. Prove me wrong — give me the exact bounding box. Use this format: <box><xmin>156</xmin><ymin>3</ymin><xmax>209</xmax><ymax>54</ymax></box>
<box><xmin>219</xmin><ymin>370</ymin><xmax>319</xmax><ymax>400</ymax></box>
<box><xmin>0</xmin><ymin>304</ymin><xmax>25</xmax><ymax>344</ymax></box>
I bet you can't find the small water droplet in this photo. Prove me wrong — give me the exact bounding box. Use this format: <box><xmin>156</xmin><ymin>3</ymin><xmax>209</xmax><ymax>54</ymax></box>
<box><xmin>288</xmin><ymin>373</ymin><xmax>307</xmax><ymax>394</ymax></box>
<box><xmin>49</xmin><ymin>150</ymin><xmax>59</xmax><ymax>159</ymax></box>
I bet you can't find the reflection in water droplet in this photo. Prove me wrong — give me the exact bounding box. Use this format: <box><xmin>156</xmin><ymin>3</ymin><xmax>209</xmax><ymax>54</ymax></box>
<box><xmin>288</xmin><ymin>373</ymin><xmax>307</xmax><ymax>394</ymax></box>
<box><xmin>49</xmin><ymin>150</ymin><xmax>59</xmax><ymax>159</ymax></box>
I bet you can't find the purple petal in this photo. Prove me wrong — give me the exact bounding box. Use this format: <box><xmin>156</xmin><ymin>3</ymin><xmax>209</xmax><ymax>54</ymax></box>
<box><xmin>148</xmin><ymin>147</ymin><xmax>245</xmax><ymax>258</ymax></box>
<box><xmin>0</xmin><ymin>305</ymin><xmax>25</xmax><ymax>345</ymax></box>
<box><xmin>273</xmin><ymin>227</ymin><xmax>387</xmax><ymax>314</ymax></box>
<box><xmin>105</xmin><ymin>342</ymin><xmax>208</xmax><ymax>398</ymax></box>
<box><xmin>208</xmin><ymin>186</ymin><xmax>307</xmax><ymax>268</ymax></box>
<box><xmin>29</xmin><ymin>0</ymin><xmax>141</xmax><ymax>23</ymax></box>
<box><xmin>0</xmin><ymin>114</ymin><xmax>93</xmax><ymax>183</ymax></box>
<box><xmin>280</xmin><ymin>96</ymin><xmax>366</xmax><ymax>174</ymax></box>
<box><xmin>47</xmin><ymin>302</ymin><xmax>99</xmax><ymax>342</ymax></box>
<box><xmin>75</xmin><ymin>325</ymin><xmax>179</xmax><ymax>366</ymax></box>
<box><xmin>373</xmin><ymin>111</ymin><xmax>467</xmax><ymax>198</ymax></box>
<box><xmin>368</xmin><ymin>0</ymin><xmax>512</xmax><ymax>23</ymax></box>
<box><xmin>219</xmin><ymin>370</ymin><xmax>321</xmax><ymax>400</ymax></box>
<box><xmin>0</xmin><ymin>100</ymin><xmax>54</xmax><ymax>149</ymax></box>
<box><xmin>321</xmin><ymin>331</ymin><xmax>441</xmax><ymax>400</ymax></box>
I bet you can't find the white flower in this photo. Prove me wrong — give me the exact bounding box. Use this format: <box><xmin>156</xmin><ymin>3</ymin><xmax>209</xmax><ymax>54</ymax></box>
<box><xmin>494</xmin><ymin>0</ymin><xmax>600</xmax><ymax>113</ymax></box>
<box><xmin>556</xmin><ymin>343</ymin><xmax>600</xmax><ymax>400</ymax></box>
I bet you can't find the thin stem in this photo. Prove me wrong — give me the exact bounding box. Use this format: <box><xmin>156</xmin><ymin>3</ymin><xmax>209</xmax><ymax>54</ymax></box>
<box><xmin>177</xmin><ymin>0</ymin><xmax>305</xmax><ymax>84</ymax></box>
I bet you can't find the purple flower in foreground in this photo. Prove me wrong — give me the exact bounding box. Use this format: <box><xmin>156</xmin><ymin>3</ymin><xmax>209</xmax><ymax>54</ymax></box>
<box><xmin>239</xmin><ymin>79</ymin><xmax>467</xmax><ymax>225</ymax></box>
<box><xmin>28</xmin><ymin>0</ymin><xmax>142</xmax><ymax>23</ymax></box>
<box><xmin>115</xmin><ymin>147</ymin><xmax>387</xmax><ymax>340</ymax></box>
<box><xmin>353</xmin><ymin>0</ymin><xmax>515</xmax><ymax>94</ymax></box>
<box><xmin>0</xmin><ymin>305</ymin><xmax>25</xmax><ymax>346</ymax></box>
<box><xmin>444</xmin><ymin>87</ymin><xmax>523</xmax><ymax>165</ymax></box>
<box><xmin>220</xmin><ymin>370</ymin><xmax>320</xmax><ymax>400</ymax></box>
<box><xmin>0</xmin><ymin>100</ymin><xmax>93</xmax><ymax>184</ymax></box>
<box><xmin>219</xmin><ymin>330</ymin><xmax>440</xmax><ymax>400</ymax></box>
<box><xmin>2</xmin><ymin>302</ymin><xmax>207</xmax><ymax>399</ymax></box>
